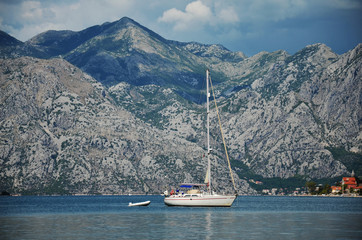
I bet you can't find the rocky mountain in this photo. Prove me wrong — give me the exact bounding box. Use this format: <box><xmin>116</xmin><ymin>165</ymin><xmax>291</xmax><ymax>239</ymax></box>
<box><xmin>219</xmin><ymin>44</ymin><xmax>361</xmax><ymax>179</ymax></box>
<box><xmin>0</xmin><ymin>17</ymin><xmax>361</xmax><ymax>195</ymax></box>
<box><xmin>20</xmin><ymin>17</ymin><xmax>246</xmax><ymax>102</ymax></box>
<box><xmin>0</xmin><ymin>30</ymin><xmax>49</xmax><ymax>59</ymax></box>
<box><xmin>0</xmin><ymin>31</ymin><xmax>23</xmax><ymax>47</ymax></box>
<box><xmin>0</xmin><ymin>57</ymin><xmax>251</xmax><ymax>195</ymax></box>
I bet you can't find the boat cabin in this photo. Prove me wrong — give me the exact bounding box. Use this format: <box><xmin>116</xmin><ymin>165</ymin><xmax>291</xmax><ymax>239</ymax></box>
<box><xmin>168</xmin><ymin>183</ymin><xmax>206</xmax><ymax>196</ymax></box>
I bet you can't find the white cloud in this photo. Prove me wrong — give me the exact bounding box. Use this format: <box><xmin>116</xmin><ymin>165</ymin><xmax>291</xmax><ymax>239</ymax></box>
<box><xmin>158</xmin><ymin>1</ymin><xmax>213</xmax><ymax>31</ymax></box>
<box><xmin>217</xmin><ymin>7</ymin><xmax>239</xmax><ymax>23</ymax></box>
<box><xmin>158</xmin><ymin>0</ymin><xmax>310</xmax><ymax>31</ymax></box>
<box><xmin>185</xmin><ymin>1</ymin><xmax>212</xmax><ymax>20</ymax></box>
<box><xmin>21</xmin><ymin>1</ymin><xmax>43</xmax><ymax>21</ymax></box>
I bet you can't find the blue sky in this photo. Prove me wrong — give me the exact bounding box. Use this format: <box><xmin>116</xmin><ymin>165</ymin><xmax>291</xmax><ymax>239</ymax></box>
<box><xmin>0</xmin><ymin>0</ymin><xmax>361</xmax><ymax>56</ymax></box>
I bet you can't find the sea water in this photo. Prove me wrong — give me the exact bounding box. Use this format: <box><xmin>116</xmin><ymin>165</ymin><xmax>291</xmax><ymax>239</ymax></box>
<box><xmin>0</xmin><ymin>195</ymin><xmax>361</xmax><ymax>240</ymax></box>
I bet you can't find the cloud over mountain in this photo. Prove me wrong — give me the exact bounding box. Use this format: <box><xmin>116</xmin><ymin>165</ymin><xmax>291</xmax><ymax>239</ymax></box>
<box><xmin>0</xmin><ymin>0</ymin><xmax>360</xmax><ymax>56</ymax></box>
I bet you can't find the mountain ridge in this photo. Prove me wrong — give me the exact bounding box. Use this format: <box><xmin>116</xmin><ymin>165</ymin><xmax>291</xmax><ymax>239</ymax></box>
<box><xmin>0</xmin><ymin>17</ymin><xmax>361</xmax><ymax>195</ymax></box>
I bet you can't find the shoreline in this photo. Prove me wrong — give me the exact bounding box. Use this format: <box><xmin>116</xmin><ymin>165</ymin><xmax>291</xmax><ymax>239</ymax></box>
<box><xmin>3</xmin><ymin>193</ymin><xmax>361</xmax><ymax>198</ymax></box>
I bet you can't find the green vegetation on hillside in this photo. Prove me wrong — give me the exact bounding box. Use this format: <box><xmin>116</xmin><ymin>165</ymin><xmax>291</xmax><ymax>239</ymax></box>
<box><xmin>326</xmin><ymin>147</ymin><xmax>362</xmax><ymax>176</ymax></box>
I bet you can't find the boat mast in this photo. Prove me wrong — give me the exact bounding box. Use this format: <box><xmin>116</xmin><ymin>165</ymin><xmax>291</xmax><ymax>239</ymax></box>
<box><xmin>206</xmin><ymin>69</ymin><xmax>211</xmax><ymax>194</ymax></box>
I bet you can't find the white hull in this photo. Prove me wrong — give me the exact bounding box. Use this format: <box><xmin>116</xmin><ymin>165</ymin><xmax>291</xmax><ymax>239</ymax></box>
<box><xmin>128</xmin><ymin>200</ymin><xmax>150</xmax><ymax>206</ymax></box>
<box><xmin>164</xmin><ymin>194</ymin><xmax>236</xmax><ymax>207</ymax></box>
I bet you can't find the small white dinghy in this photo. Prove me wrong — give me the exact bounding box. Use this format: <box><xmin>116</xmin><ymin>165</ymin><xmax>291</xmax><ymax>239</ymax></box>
<box><xmin>128</xmin><ymin>200</ymin><xmax>151</xmax><ymax>207</ymax></box>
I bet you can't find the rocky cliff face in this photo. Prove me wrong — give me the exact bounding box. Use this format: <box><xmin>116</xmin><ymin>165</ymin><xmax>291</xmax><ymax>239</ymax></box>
<box><xmin>219</xmin><ymin>44</ymin><xmax>361</xmax><ymax>179</ymax></box>
<box><xmin>0</xmin><ymin>57</ymin><xmax>250</xmax><ymax>194</ymax></box>
<box><xmin>106</xmin><ymin>41</ymin><xmax>361</xmax><ymax>182</ymax></box>
<box><xmin>0</xmin><ymin>17</ymin><xmax>361</xmax><ymax>195</ymax></box>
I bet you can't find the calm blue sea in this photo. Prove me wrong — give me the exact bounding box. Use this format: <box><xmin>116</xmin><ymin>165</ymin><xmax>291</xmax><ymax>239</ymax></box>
<box><xmin>0</xmin><ymin>195</ymin><xmax>361</xmax><ymax>240</ymax></box>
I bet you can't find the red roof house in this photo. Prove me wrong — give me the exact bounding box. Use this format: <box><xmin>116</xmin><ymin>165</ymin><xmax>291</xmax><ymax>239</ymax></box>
<box><xmin>331</xmin><ymin>186</ymin><xmax>341</xmax><ymax>193</ymax></box>
<box><xmin>342</xmin><ymin>177</ymin><xmax>357</xmax><ymax>189</ymax></box>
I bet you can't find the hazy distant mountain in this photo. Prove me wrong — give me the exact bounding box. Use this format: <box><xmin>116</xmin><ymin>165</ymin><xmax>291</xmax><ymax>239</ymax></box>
<box><xmin>0</xmin><ymin>30</ymin><xmax>22</xmax><ymax>58</ymax></box>
<box><xmin>25</xmin><ymin>21</ymin><xmax>122</xmax><ymax>57</ymax></box>
<box><xmin>0</xmin><ymin>30</ymin><xmax>49</xmax><ymax>59</ymax></box>
<box><xmin>0</xmin><ymin>17</ymin><xmax>361</xmax><ymax>195</ymax></box>
<box><xmin>0</xmin><ymin>30</ymin><xmax>23</xmax><ymax>47</ymax></box>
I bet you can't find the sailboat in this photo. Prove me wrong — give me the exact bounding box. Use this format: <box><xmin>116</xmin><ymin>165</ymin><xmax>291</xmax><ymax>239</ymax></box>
<box><xmin>164</xmin><ymin>69</ymin><xmax>238</xmax><ymax>207</ymax></box>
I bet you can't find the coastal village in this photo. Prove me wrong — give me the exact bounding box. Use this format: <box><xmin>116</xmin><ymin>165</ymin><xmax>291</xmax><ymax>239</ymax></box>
<box><xmin>258</xmin><ymin>171</ymin><xmax>362</xmax><ymax>196</ymax></box>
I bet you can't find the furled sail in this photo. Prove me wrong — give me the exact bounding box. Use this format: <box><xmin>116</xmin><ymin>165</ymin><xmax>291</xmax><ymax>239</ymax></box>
<box><xmin>204</xmin><ymin>168</ymin><xmax>209</xmax><ymax>185</ymax></box>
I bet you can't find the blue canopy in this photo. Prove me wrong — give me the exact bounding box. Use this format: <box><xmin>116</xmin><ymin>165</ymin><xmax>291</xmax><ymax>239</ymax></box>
<box><xmin>179</xmin><ymin>183</ymin><xmax>206</xmax><ymax>188</ymax></box>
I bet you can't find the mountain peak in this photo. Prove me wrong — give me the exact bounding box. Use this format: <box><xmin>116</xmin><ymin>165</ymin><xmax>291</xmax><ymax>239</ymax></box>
<box><xmin>117</xmin><ymin>16</ymin><xmax>138</xmax><ymax>25</ymax></box>
<box><xmin>102</xmin><ymin>17</ymin><xmax>167</xmax><ymax>44</ymax></box>
<box><xmin>289</xmin><ymin>43</ymin><xmax>338</xmax><ymax>67</ymax></box>
<box><xmin>305</xmin><ymin>43</ymin><xmax>328</xmax><ymax>49</ymax></box>
<box><xmin>102</xmin><ymin>17</ymin><xmax>143</xmax><ymax>35</ymax></box>
<box><xmin>302</xmin><ymin>43</ymin><xmax>334</xmax><ymax>55</ymax></box>
<box><xmin>0</xmin><ymin>30</ymin><xmax>23</xmax><ymax>47</ymax></box>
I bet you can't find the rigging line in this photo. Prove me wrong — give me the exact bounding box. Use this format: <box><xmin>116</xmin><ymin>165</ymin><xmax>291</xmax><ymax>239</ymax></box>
<box><xmin>209</xmin><ymin>74</ymin><xmax>238</xmax><ymax>194</ymax></box>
